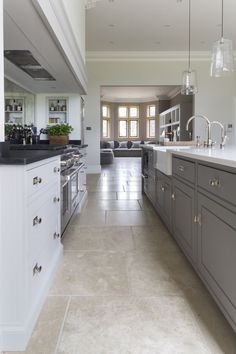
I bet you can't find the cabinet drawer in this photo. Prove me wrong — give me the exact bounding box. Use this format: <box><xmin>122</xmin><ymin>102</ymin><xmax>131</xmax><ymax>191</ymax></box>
<box><xmin>173</xmin><ymin>157</ymin><xmax>195</xmax><ymax>184</ymax></box>
<box><xmin>29</xmin><ymin>235</ymin><xmax>61</xmax><ymax>306</ymax></box>
<box><xmin>26</xmin><ymin>159</ymin><xmax>60</xmax><ymax>198</ymax></box>
<box><xmin>198</xmin><ymin>164</ymin><xmax>236</xmax><ymax>206</ymax></box>
<box><xmin>28</xmin><ymin>186</ymin><xmax>60</xmax><ymax>258</ymax></box>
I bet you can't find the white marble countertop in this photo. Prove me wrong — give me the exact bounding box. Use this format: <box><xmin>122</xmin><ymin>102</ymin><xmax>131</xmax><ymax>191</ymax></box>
<box><xmin>169</xmin><ymin>146</ymin><xmax>236</xmax><ymax>168</ymax></box>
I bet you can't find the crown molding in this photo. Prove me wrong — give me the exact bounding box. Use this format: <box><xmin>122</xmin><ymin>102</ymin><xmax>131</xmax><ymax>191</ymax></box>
<box><xmin>101</xmin><ymin>96</ymin><xmax>159</xmax><ymax>103</ymax></box>
<box><xmin>167</xmin><ymin>87</ymin><xmax>181</xmax><ymax>99</ymax></box>
<box><xmin>86</xmin><ymin>50</ymin><xmax>214</xmax><ymax>62</ymax></box>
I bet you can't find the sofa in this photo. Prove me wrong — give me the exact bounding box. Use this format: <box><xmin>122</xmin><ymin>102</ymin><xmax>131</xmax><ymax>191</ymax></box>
<box><xmin>100</xmin><ymin>140</ymin><xmax>155</xmax><ymax>159</ymax></box>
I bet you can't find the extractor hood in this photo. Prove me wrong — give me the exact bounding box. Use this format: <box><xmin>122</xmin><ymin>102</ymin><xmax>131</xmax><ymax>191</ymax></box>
<box><xmin>4</xmin><ymin>50</ymin><xmax>56</xmax><ymax>81</ymax></box>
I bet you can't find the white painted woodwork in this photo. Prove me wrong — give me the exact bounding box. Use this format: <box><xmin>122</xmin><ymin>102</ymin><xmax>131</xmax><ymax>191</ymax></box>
<box><xmin>0</xmin><ymin>156</ymin><xmax>63</xmax><ymax>351</ymax></box>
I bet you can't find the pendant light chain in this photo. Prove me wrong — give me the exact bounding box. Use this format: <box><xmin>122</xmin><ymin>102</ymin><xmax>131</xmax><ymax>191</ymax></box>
<box><xmin>188</xmin><ymin>0</ymin><xmax>191</xmax><ymax>71</ymax></box>
<box><xmin>221</xmin><ymin>0</ymin><xmax>224</xmax><ymax>39</ymax></box>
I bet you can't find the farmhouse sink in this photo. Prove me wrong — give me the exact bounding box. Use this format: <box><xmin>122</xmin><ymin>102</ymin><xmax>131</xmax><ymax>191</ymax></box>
<box><xmin>153</xmin><ymin>146</ymin><xmax>192</xmax><ymax>175</ymax></box>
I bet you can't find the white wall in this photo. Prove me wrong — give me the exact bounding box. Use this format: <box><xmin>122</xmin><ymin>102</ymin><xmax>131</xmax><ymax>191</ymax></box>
<box><xmin>0</xmin><ymin>0</ymin><xmax>4</xmax><ymax>142</ymax></box>
<box><xmin>85</xmin><ymin>59</ymin><xmax>236</xmax><ymax>172</ymax></box>
<box><xmin>35</xmin><ymin>93</ymin><xmax>82</xmax><ymax>141</ymax></box>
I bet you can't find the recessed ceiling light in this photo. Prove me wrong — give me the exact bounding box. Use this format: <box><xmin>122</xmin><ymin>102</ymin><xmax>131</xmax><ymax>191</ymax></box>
<box><xmin>109</xmin><ymin>41</ymin><xmax>114</xmax><ymax>44</ymax></box>
<box><xmin>155</xmin><ymin>41</ymin><xmax>161</xmax><ymax>45</ymax></box>
<box><xmin>217</xmin><ymin>23</ymin><xmax>222</xmax><ymax>27</ymax></box>
<box><xmin>51</xmin><ymin>86</ymin><xmax>56</xmax><ymax>89</ymax></box>
<box><xmin>163</xmin><ymin>24</ymin><xmax>171</xmax><ymax>28</ymax></box>
<box><xmin>200</xmin><ymin>41</ymin><xmax>206</xmax><ymax>44</ymax></box>
<box><xmin>108</xmin><ymin>24</ymin><xmax>115</xmax><ymax>27</ymax></box>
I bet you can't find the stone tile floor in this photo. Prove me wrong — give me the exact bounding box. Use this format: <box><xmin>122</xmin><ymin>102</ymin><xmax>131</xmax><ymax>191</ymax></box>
<box><xmin>10</xmin><ymin>158</ymin><xmax>236</xmax><ymax>353</ymax></box>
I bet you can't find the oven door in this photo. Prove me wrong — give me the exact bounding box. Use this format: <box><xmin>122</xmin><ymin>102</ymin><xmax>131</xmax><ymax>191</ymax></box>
<box><xmin>70</xmin><ymin>168</ymin><xmax>79</xmax><ymax>213</ymax></box>
<box><xmin>61</xmin><ymin>176</ymin><xmax>71</xmax><ymax>233</ymax></box>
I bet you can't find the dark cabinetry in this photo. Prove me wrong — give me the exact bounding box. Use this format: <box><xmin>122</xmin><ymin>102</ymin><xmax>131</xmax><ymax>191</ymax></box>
<box><xmin>156</xmin><ymin>170</ymin><xmax>172</xmax><ymax>231</ymax></box>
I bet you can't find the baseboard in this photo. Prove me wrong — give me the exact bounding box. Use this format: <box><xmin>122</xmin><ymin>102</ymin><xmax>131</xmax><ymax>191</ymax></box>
<box><xmin>1</xmin><ymin>245</ymin><xmax>63</xmax><ymax>351</ymax></box>
<box><xmin>86</xmin><ymin>164</ymin><xmax>101</xmax><ymax>174</ymax></box>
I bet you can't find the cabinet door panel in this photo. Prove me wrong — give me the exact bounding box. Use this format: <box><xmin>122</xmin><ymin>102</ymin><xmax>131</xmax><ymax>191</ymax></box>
<box><xmin>198</xmin><ymin>193</ymin><xmax>236</xmax><ymax>327</ymax></box>
<box><xmin>156</xmin><ymin>171</ymin><xmax>171</xmax><ymax>229</ymax></box>
<box><xmin>172</xmin><ymin>178</ymin><xmax>195</xmax><ymax>261</ymax></box>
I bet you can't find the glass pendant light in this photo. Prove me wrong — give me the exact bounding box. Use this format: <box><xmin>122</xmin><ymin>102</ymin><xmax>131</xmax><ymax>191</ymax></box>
<box><xmin>210</xmin><ymin>0</ymin><xmax>234</xmax><ymax>77</ymax></box>
<box><xmin>181</xmin><ymin>0</ymin><xmax>198</xmax><ymax>95</ymax></box>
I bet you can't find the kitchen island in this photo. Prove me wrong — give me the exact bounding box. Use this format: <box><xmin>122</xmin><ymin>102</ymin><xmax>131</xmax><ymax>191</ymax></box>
<box><xmin>142</xmin><ymin>144</ymin><xmax>236</xmax><ymax>333</ymax></box>
<box><xmin>0</xmin><ymin>146</ymin><xmax>63</xmax><ymax>351</ymax></box>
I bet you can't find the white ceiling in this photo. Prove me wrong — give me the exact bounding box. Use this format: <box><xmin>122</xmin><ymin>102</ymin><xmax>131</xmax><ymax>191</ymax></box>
<box><xmin>101</xmin><ymin>85</ymin><xmax>180</xmax><ymax>102</ymax></box>
<box><xmin>86</xmin><ymin>0</ymin><xmax>236</xmax><ymax>52</ymax></box>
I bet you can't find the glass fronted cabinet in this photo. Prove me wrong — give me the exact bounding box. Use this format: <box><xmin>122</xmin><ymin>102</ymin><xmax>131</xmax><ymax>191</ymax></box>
<box><xmin>47</xmin><ymin>97</ymin><xmax>68</xmax><ymax>125</ymax></box>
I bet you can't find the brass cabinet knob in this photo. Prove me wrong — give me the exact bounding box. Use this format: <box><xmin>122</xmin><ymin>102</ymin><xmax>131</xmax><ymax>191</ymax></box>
<box><xmin>54</xmin><ymin>167</ymin><xmax>60</xmax><ymax>173</ymax></box>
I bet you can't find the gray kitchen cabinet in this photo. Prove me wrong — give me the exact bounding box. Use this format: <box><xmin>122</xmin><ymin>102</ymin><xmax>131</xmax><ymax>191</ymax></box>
<box><xmin>172</xmin><ymin>177</ymin><xmax>196</xmax><ymax>263</ymax></box>
<box><xmin>144</xmin><ymin>171</ymin><xmax>156</xmax><ymax>206</ymax></box>
<box><xmin>197</xmin><ymin>192</ymin><xmax>236</xmax><ymax>330</ymax></box>
<box><xmin>156</xmin><ymin>170</ymin><xmax>172</xmax><ymax>230</ymax></box>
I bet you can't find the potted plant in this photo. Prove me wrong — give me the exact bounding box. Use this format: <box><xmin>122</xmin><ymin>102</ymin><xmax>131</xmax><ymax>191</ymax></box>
<box><xmin>46</xmin><ymin>123</ymin><xmax>73</xmax><ymax>145</ymax></box>
<box><xmin>4</xmin><ymin>124</ymin><xmax>14</xmax><ymax>140</ymax></box>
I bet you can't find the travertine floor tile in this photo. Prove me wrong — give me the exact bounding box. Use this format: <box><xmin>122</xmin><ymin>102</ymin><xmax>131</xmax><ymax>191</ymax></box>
<box><xmin>63</xmin><ymin>226</ymin><xmax>135</xmax><ymax>252</ymax></box>
<box><xmin>127</xmin><ymin>251</ymin><xmax>202</xmax><ymax>296</ymax></box>
<box><xmin>106</xmin><ymin>210</ymin><xmax>159</xmax><ymax>226</ymax></box>
<box><xmin>117</xmin><ymin>191</ymin><xmax>143</xmax><ymax>200</ymax></box>
<box><xmin>84</xmin><ymin>198</ymin><xmax>142</xmax><ymax>211</ymax></box>
<box><xmin>57</xmin><ymin>296</ymin><xmax>209</xmax><ymax>354</ymax></box>
<box><xmin>13</xmin><ymin>296</ymin><xmax>69</xmax><ymax>354</ymax></box>
<box><xmin>71</xmin><ymin>210</ymin><xmax>106</xmax><ymax>226</ymax></box>
<box><xmin>87</xmin><ymin>191</ymin><xmax>117</xmax><ymax>200</ymax></box>
<box><xmin>132</xmin><ymin>225</ymin><xmax>179</xmax><ymax>253</ymax></box>
<box><xmin>185</xmin><ymin>288</ymin><xmax>236</xmax><ymax>354</ymax></box>
<box><xmin>50</xmin><ymin>251</ymin><xmax>130</xmax><ymax>296</ymax></box>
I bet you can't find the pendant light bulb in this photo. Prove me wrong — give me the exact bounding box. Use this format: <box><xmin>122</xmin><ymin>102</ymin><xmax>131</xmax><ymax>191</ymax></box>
<box><xmin>181</xmin><ymin>0</ymin><xmax>198</xmax><ymax>95</ymax></box>
<box><xmin>210</xmin><ymin>0</ymin><xmax>234</xmax><ymax>77</ymax></box>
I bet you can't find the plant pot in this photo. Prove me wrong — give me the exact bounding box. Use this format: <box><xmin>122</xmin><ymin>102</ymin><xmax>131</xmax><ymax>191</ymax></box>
<box><xmin>49</xmin><ymin>135</ymin><xmax>69</xmax><ymax>145</ymax></box>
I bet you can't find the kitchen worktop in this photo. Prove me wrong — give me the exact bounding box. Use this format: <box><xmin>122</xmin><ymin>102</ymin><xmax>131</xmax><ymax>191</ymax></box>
<box><xmin>0</xmin><ymin>149</ymin><xmax>62</xmax><ymax>165</ymax></box>
<box><xmin>170</xmin><ymin>146</ymin><xmax>236</xmax><ymax>169</ymax></box>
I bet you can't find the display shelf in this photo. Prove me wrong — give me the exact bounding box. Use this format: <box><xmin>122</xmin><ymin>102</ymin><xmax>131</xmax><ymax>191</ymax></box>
<box><xmin>47</xmin><ymin>97</ymin><xmax>68</xmax><ymax>125</ymax></box>
<box><xmin>5</xmin><ymin>97</ymin><xmax>25</xmax><ymax>124</ymax></box>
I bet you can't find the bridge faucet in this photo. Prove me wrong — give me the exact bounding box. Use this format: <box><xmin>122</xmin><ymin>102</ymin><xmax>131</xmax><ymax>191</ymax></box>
<box><xmin>186</xmin><ymin>115</ymin><xmax>212</xmax><ymax>147</ymax></box>
<box><xmin>210</xmin><ymin>121</ymin><xmax>228</xmax><ymax>149</ymax></box>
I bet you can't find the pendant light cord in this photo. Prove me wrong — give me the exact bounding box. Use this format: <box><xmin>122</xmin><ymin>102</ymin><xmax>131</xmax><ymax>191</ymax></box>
<box><xmin>221</xmin><ymin>0</ymin><xmax>224</xmax><ymax>39</ymax></box>
<box><xmin>188</xmin><ymin>0</ymin><xmax>191</xmax><ymax>71</ymax></box>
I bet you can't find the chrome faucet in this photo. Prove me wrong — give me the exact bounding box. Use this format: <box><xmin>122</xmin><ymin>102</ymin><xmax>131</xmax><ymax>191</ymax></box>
<box><xmin>186</xmin><ymin>115</ymin><xmax>212</xmax><ymax>148</ymax></box>
<box><xmin>210</xmin><ymin>121</ymin><xmax>228</xmax><ymax>149</ymax></box>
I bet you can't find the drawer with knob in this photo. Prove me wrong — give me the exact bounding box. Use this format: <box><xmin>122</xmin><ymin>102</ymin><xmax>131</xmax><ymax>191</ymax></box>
<box><xmin>172</xmin><ymin>157</ymin><xmax>195</xmax><ymax>184</ymax></box>
<box><xmin>29</xmin><ymin>234</ymin><xmax>61</xmax><ymax>305</ymax></box>
<box><xmin>26</xmin><ymin>158</ymin><xmax>60</xmax><ymax>199</ymax></box>
<box><xmin>28</xmin><ymin>186</ymin><xmax>60</xmax><ymax>258</ymax></box>
<box><xmin>198</xmin><ymin>164</ymin><xmax>236</xmax><ymax>206</ymax></box>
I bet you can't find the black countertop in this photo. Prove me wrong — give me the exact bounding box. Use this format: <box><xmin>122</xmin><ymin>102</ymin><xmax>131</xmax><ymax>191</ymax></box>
<box><xmin>0</xmin><ymin>149</ymin><xmax>62</xmax><ymax>165</ymax></box>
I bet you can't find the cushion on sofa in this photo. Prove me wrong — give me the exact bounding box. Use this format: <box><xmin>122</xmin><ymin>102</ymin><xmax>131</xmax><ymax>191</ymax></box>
<box><xmin>107</xmin><ymin>140</ymin><xmax>114</xmax><ymax>149</ymax></box>
<box><xmin>119</xmin><ymin>141</ymin><xmax>127</xmax><ymax>148</ymax></box>
<box><xmin>127</xmin><ymin>141</ymin><xmax>133</xmax><ymax>149</ymax></box>
<box><xmin>114</xmin><ymin>140</ymin><xmax>120</xmax><ymax>148</ymax></box>
<box><xmin>132</xmin><ymin>141</ymin><xmax>141</xmax><ymax>148</ymax></box>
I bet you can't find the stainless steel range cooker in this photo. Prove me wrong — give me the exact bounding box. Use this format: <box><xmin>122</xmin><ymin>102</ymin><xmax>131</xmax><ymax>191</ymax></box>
<box><xmin>60</xmin><ymin>147</ymin><xmax>86</xmax><ymax>234</ymax></box>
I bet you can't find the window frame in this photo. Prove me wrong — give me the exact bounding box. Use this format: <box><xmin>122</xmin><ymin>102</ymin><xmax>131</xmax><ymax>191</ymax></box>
<box><xmin>118</xmin><ymin>105</ymin><xmax>140</xmax><ymax>139</ymax></box>
<box><xmin>146</xmin><ymin>118</ymin><xmax>156</xmax><ymax>139</ymax></box>
<box><xmin>101</xmin><ymin>104</ymin><xmax>111</xmax><ymax>139</ymax></box>
<box><xmin>147</xmin><ymin>104</ymin><xmax>156</xmax><ymax>118</ymax></box>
